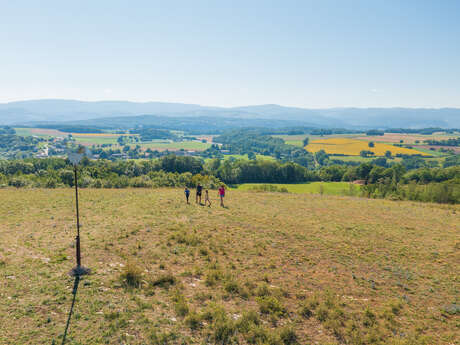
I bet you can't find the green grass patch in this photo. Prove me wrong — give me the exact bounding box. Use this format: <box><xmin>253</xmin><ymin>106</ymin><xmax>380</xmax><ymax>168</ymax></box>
<box><xmin>236</xmin><ymin>182</ymin><xmax>357</xmax><ymax>196</ymax></box>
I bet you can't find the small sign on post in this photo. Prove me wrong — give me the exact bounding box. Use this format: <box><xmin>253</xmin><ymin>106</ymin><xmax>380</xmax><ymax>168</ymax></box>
<box><xmin>68</xmin><ymin>146</ymin><xmax>91</xmax><ymax>277</ymax></box>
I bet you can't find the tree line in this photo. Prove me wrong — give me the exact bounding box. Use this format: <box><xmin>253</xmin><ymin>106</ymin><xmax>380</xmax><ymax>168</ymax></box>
<box><xmin>0</xmin><ymin>155</ymin><xmax>458</xmax><ymax>203</ymax></box>
<box><xmin>424</xmin><ymin>138</ymin><xmax>460</xmax><ymax>147</ymax></box>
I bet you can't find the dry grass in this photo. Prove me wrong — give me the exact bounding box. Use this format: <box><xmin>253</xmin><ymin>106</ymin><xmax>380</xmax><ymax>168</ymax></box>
<box><xmin>0</xmin><ymin>188</ymin><xmax>458</xmax><ymax>344</ymax></box>
<box><xmin>306</xmin><ymin>138</ymin><xmax>430</xmax><ymax>156</ymax></box>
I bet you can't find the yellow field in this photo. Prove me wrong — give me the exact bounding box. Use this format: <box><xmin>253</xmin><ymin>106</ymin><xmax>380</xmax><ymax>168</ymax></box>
<box><xmin>306</xmin><ymin>138</ymin><xmax>430</xmax><ymax>156</ymax></box>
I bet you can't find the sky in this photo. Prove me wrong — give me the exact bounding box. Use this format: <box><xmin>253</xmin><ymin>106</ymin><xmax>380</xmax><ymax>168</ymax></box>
<box><xmin>1</xmin><ymin>0</ymin><xmax>459</xmax><ymax>108</ymax></box>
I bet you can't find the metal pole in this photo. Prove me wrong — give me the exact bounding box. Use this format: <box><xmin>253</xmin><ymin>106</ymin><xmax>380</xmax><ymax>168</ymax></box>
<box><xmin>74</xmin><ymin>165</ymin><xmax>81</xmax><ymax>268</ymax></box>
<box><xmin>69</xmin><ymin>163</ymin><xmax>89</xmax><ymax>276</ymax></box>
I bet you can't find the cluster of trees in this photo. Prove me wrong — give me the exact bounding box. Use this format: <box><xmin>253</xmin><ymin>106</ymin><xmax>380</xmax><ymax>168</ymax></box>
<box><xmin>117</xmin><ymin>135</ymin><xmax>139</xmax><ymax>145</ymax></box>
<box><xmin>362</xmin><ymin>176</ymin><xmax>459</xmax><ymax>204</ymax></box>
<box><xmin>0</xmin><ymin>128</ymin><xmax>44</xmax><ymax>159</ymax></box>
<box><xmin>366</xmin><ymin>130</ymin><xmax>384</xmax><ymax>136</ymax></box>
<box><xmin>0</xmin><ymin>157</ymin><xmax>222</xmax><ymax>189</ymax></box>
<box><xmin>129</xmin><ymin>128</ymin><xmax>177</xmax><ymax>141</ymax></box>
<box><xmin>239</xmin><ymin>127</ymin><xmax>361</xmax><ymax>136</ymax></box>
<box><xmin>210</xmin><ymin>129</ymin><xmax>315</xmax><ymax>167</ymax></box>
<box><xmin>424</xmin><ymin>138</ymin><xmax>460</xmax><ymax>146</ymax></box>
<box><xmin>0</xmin><ymin>126</ymin><xmax>15</xmax><ymax>135</ymax></box>
<box><xmin>206</xmin><ymin>159</ymin><xmax>317</xmax><ymax>184</ymax></box>
<box><xmin>444</xmin><ymin>155</ymin><xmax>460</xmax><ymax>168</ymax></box>
<box><xmin>89</xmin><ymin>145</ymin><xmax>195</xmax><ymax>160</ymax></box>
<box><xmin>385</xmin><ymin>127</ymin><xmax>456</xmax><ymax>135</ymax></box>
<box><xmin>365</xmin><ymin>128</ymin><xmax>459</xmax><ymax>136</ymax></box>
<box><xmin>318</xmin><ymin>163</ymin><xmax>459</xmax><ymax>203</ymax></box>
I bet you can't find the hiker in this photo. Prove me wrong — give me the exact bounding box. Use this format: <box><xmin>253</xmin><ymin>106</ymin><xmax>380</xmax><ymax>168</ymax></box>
<box><xmin>184</xmin><ymin>187</ymin><xmax>190</xmax><ymax>204</ymax></box>
<box><xmin>218</xmin><ymin>185</ymin><xmax>226</xmax><ymax>207</ymax></box>
<box><xmin>204</xmin><ymin>189</ymin><xmax>212</xmax><ymax>207</ymax></box>
<box><xmin>196</xmin><ymin>183</ymin><xmax>203</xmax><ymax>204</ymax></box>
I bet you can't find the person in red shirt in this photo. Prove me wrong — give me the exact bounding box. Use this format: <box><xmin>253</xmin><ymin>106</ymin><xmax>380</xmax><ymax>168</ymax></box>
<box><xmin>218</xmin><ymin>185</ymin><xmax>226</xmax><ymax>207</ymax></box>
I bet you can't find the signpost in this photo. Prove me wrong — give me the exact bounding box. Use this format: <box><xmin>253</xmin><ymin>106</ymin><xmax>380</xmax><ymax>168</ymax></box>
<box><xmin>68</xmin><ymin>147</ymin><xmax>91</xmax><ymax>277</ymax></box>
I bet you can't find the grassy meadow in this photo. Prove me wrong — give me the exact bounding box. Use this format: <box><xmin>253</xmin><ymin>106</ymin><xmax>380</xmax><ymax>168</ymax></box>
<box><xmin>236</xmin><ymin>182</ymin><xmax>356</xmax><ymax>196</ymax></box>
<box><xmin>0</xmin><ymin>188</ymin><xmax>458</xmax><ymax>344</ymax></box>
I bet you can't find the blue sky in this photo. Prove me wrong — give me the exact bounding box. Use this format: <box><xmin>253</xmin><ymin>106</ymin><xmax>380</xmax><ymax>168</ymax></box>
<box><xmin>1</xmin><ymin>0</ymin><xmax>459</xmax><ymax>107</ymax></box>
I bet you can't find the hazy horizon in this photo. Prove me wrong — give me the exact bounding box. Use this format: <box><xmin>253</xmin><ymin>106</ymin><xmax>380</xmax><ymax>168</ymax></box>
<box><xmin>2</xmin><ymin>98</ymin><xmax>460</xmax><ymax>110</ymax></box>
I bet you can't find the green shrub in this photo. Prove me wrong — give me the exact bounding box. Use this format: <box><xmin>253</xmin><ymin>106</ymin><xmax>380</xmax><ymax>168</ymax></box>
<box><xmin>256</xmin><ymin>296</ymin><xmax>286</xmax><ymax>317</ymax></box>
<box><xmin>149</xmin><ymin>331</ymin><xmax>177</xmax><ymax>345</ymax></box>
<box><xmin>236</xmin><ymin>310</ymin><xmax>260</xmax><ymax>333</ymax></box>
<box><xmin>279</xmin><ymin>326</ymin><xmax>298</xmax><ymax>345</ymax></box>
<box><xmin>224</xmin><ymin>280</ymin><xmax>240</xmax><ymax>294</ymax></box>
<box><xmin>185</xmin><ymin>311</ymin><xmax>202</xmax><ymax>330</ymax></box>
<box><xmin>363</xmin><ymin>307</ymin><xmax>377</xmax><ymax>327</ymax></box>
<box><xmin>211</xmin><ymin>318</ymin><xmax>237</xmax><ymax>345</ymax></box>
<box><xmin>244</xmin><ymin>325</ymin><xmax>265</xmax><ymax>344</ymax></box>
<box><xmin>170</xmin><ymin>231</ymin><xmax>200</xmax><ymax>246</ymax></box>
<box><xmin>202</xmin><ymin>303</ymin><xmax>227</xmax><ymax>323</ymax></box>
<box><xmin>316</xmin><ymin>305</ymin><xmax>329</xmax><ymax>322</ymax></box>
<box><xmin>299</xmin><ymin>304</ymin><xmax>313</xmax><ymax>318</ymax></box>
<box><xmin>255</xmin><ymin>283</ymin><xmax>271</xmax><ymax>297</ymax></box>
<box><xmin>205</xmin><ymin>306</ymin><xmax>237</xmax><ymax>344</ymax></box>
<box><xmin>205</xmin><ymin>269</ymin><xmax>223</xmax><ymax>286</ymax></box>
<box><xmin>173</xmin><ymin>293</ymin><xmax>189</xmax><ymax>317</ymax></box>
<box><xmin>119</xmin><ymin>261</ymin><xmax>143</xmax><ymax>288</ymax></box>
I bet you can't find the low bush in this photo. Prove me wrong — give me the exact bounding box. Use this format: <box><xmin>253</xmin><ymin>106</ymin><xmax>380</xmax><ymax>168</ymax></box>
<box><xmin>119</xmin><ymin>261</ymin><xmax>142</xmax><ymax>288</ymax></box>
<box><xmin>279</xmin><ymin>326</ymin><xmax>298</xmax><ymax>345</ymax></box>
<box><xmin>172</xmin><ymin>292</ymin><xmax>189</xmax><ymax>317</ymax></box>
<box><xmin>224</xmin><ymin>280</ymin><xmax>240</xmax><ymax>294</ymax></box>
<box><xmin>256</xmin><ymin>296</ymin><xmax>286</xmax><ymax>317</ymax></box>
<box><xmin>185</xmin><ymin>311</ymin><xmax>202</xmax><ymax>330</ymax></box>
<box><xmin>149</xmin><ymin>273</ymin><xmax>176</xmax><ymax>289</ymax></box>
<box><xmin>205</xmin><ymin>269</ymin><xmax>223</xmax><ymax>287</ymax></box>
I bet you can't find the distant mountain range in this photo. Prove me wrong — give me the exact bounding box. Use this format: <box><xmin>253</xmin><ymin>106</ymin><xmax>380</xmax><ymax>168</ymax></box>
<box><xmin>0</xmin><ymin>99</ymin><xmax>459</xmax><ymax>129</ymax></box>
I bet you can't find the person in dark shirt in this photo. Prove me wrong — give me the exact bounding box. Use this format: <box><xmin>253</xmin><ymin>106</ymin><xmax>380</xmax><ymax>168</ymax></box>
<box><xmin>184</xmin><ymin>187</ymin><xmax>190</xmax><ymax>204</ymax></box>
<box><xmin>196</xmin><ymin>183</ymin><xmax>203</xmax><ymax>204</ymax></box>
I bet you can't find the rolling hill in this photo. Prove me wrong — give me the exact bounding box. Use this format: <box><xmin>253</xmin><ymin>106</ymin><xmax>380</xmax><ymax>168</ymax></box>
<box><xmin>0</xmin><ymin>188</ymin><xmax>458</xmax><ymax>344</ymax></box>
<box><xmin>1</xmin><ymin>99</ymin><xmax>460</xmax><ymax>128</ymax></box>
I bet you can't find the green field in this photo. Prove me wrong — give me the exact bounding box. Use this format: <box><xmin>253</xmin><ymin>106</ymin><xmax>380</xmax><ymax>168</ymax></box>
<box><xmin>13</xmin><ymin>128</ymin><xmax>212</xmax><ymax>151</ymax></box>
<box><xmin>13</xmin><ymin>128</ymin><xmax>34</xmax><ymax>136</ymax></box>
<box><xmin>236</xmin><ymin>182</ymin><xmax>357</xmax><ymax>195</ymax></box>
<box><xmin>141</xmin><ymin>141</ymin><xmax>212</xmax><ymax>151</ymax></box>
<box><xmin>73</xmin><ymin>136</ymin><xmax>119</xmax><ymax>145</ymax></box>
<box><xmin>410</xmin><ymin>146</ymin><xmax>447</xmax><ymax>157</ymax></box>
<box><xmin>0</xmin><ymin>188</ymin><xmax>458</xmax><ymax>344</ymax></box>
<box><xmin>14</xmin><ymin>127</ymin><xmax>55</xmax><ymax>138</ymax></box>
